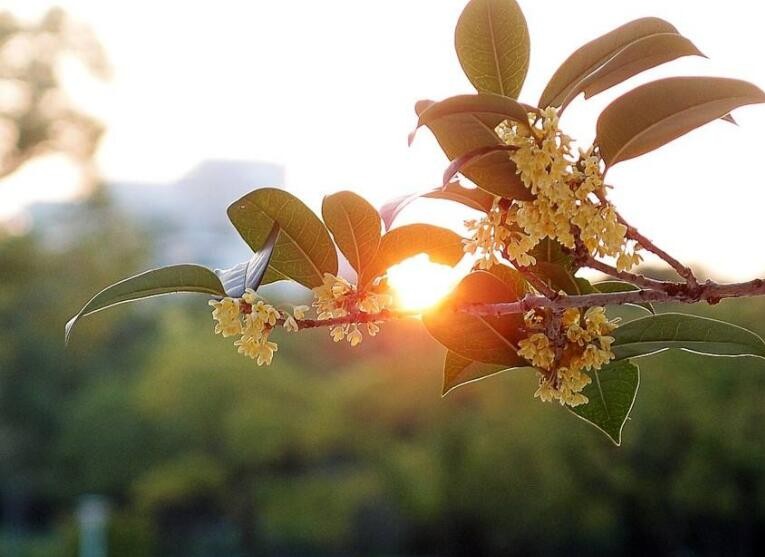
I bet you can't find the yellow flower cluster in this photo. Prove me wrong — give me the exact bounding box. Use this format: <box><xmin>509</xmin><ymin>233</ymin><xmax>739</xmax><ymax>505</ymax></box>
<box><xmin>464</xmin><ymin>108</ymin><xmax>642</xmax><ymax>272</ymax></box>
<box><xmin>464</xmin><ymin>199</ymin><xmax>537</xmax><ymax>268</ymax></box>
<box><xmin>312</xmin><ymin>273</ymin><xmax>392</xmax><ymax>346</ymax></box>
<box><xmin>518</xmin><ymin>306</ymin><xmax>618</xmax><ymax>407</ymax></box>
<box><xmin>209</xmin><ymin>288</ymin><xmax>282</xmax><ymax>365</ymax></box>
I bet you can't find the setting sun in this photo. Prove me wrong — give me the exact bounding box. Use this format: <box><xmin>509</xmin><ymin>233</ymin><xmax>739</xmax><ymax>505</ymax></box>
<box><xmin>386</xmin><ymin>253</ymin><xmax>470</xmax><ymax>312</ymax></box>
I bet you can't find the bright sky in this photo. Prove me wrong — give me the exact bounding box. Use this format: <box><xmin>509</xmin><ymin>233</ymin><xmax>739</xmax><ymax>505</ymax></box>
<box><xmin>6</xmin><ymin>0</ymin><xmax>765</xmax><ymax>281</ymax></box>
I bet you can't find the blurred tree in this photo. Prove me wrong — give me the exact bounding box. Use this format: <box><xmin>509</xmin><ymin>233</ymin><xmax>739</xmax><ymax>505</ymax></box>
<box><xmin>0</xmin><ymin>7</ymin><xmax>106</xmax><ymax>183</ymax></box>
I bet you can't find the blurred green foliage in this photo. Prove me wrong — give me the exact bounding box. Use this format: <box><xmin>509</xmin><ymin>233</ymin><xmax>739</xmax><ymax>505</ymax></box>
<box><xmin>2</xmin><ymin>200</ymin><xmax>765</xmax><ymax>556</ymax></box>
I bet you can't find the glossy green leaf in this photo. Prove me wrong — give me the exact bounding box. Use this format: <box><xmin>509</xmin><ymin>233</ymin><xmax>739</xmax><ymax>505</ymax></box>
<box><xmin>442</xmin><ymin>351</ymin><xmax>527</xmax><ymax>396</ymax></box>
<box><xmin>380</xmin><ymin>181</ymin><xmax>495</xmax><ymax>231</ymax></box>
<box><xmin>414</xmin><ymin>94</ymin><xmax>530</xmax><ymax>137</ymax></box>
<box><xmin>423</xmin><ymin>270</ymin><xmax>527</xmax><ymax>366</ymax></box>
<box><xmin>526</xmin><ymin>238</ymin><xmax>591</xmax><ymax>295</ymax></box>
<box><xmin>215</xmin><ymin>223</ymin><xmax>279</xmax><ymax>298</ymax></box>
<box><xmin>539</xmin><ymin>17</ymin><xmax>678</xmax><ymax>109</ymax></box>
<box><xmin>596</xmin><ymin>77</ymin><xmax>765</xmax><ymax>168</ymax></box>
<box><xmin>486</xmin><ymin>263</ymin><xmax>528</xmax><ymax>295</ymax></box>
<box><xmin>561</xmin><ymin>32</ymin><xmax>704</xmax><ymax>109</ymax></box>
<box><xmin>66</xmin><ymin>265</ymin><xmax>226</xmax><ymax>344</ymax></box>
<box><xmin>570</xmin><ymin>360</ymin><xmax>640</xmax><ymax>446</ymax></box>
<box><xmin>228</xmin><ymin>188</ymin><xmax>338</xmax><ymax>289</ymax></box>
<box><xmin>612</xmin><ymin>313</ymin><xmax>765</xmax><ymax>361</ymax></box>
<box><xmin>322</xmin><ymin>191</ymin><xmax>381</xmax><ymax>275</ymax></box>
<box><xmin>442</xmin><ymin>144</ymin><xmax>518</xmax><ymax>186</ymax></box>
<box><xmin>360</xmin><ymin>224</ymin><xmax>465</xmax><ymax>287</ymax></box>
<box><xmin>414</xmin><ymin>101</ymin><xmax>529</xmax><ymax>200</ymax></box>
<box><xmin>529</xmin><ymin>262</ymin><xmax>595</xmax><ymax>295</ymax></box>
<box><xmin>455</xmin><ymin>0</ymin><xmax>530</xmax><ymax>98</ymax></box>
<box><xmin>594</xmin><ymin>280</ymin><xmax>654</xmax><ymax>315</ymax></box>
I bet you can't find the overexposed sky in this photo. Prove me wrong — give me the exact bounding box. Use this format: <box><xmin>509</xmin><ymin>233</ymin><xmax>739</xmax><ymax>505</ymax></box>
<box><xmin>5</xmin><ymin>0</ymin><xmax>765</xmax><ymax>280</ymax></box>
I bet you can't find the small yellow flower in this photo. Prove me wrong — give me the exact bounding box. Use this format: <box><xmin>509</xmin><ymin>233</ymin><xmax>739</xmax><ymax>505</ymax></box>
<box><xmin>520</xmin><ymin>305</ymin><xmax>618</xmax><ymax>408</ymax></box>
<box><xmin>312</xmin><ymin>273</ymin><xmax>390</xmax><ymax>344</ymax></box>
<box><xmin>293</xmin><ymin>305</ymin><xmax>309</xmax><ymax>320</ymax></box>
<box><xmin>330</xmin><ymin>325</ymin><xmax>346</xmax><ymax>342</ymax></box>
<box><xmin>211</xmin><ymin>293</ymin><xmax>281</xmax><ymax>366</ymax></box>
<box><xmin>347</xmin><ymin>324</ymin><xmax>363</xmax><ymax>347</ymax></box>
<box><xmin>284</xmin><ymin>315</ymin><xmax>299</xmax><ymax>332</ymax></box>
<box><xmin>209</xmin><ymin>297</ymin><xmax>242</xmax><ymax>337</ymax></box>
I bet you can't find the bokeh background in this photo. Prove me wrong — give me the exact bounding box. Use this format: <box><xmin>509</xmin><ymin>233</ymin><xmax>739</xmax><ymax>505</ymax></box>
<box><xmin>2</xmin><ymin>1</ymin><xmax>765</xmax><ymax>555</ymax></box>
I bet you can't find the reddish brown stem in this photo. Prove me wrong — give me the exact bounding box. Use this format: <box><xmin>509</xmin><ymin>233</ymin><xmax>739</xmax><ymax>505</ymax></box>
<box><xmin>280</xmin><ymin>278</ymin><xmax>765</xmax><ymax>328</ymax></box>
<box><xmin>597</xmin><ymin>190</ymin><xmax>698</xmax><ymax>288</ymax></box>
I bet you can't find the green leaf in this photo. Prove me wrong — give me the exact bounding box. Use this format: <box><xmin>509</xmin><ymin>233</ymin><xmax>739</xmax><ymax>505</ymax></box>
<box><xmin>65</xmin><ymin>265</ymin><xmax>225</xmax><ymax>344</ymax></box>
<box><xmin>414</xmin><ymin>101</ymin><xmax>529</xmax><ymax>200</ymax></box>
<box><xmin>612</xmin><ymin>313</ymin><xmax>765</xmax><ymax>361</ymax></box>
<box><xmin>596</xmin><ymin>77</ymin><xmax>765</xmax><ymax>168</ymax></box>
<box><xmin>414</xmin><ymin>94</ymin><xmax>530</xmax><ymax>137</ymax></box>
<box><xmin>442</xmin><ymin>144</ymin><xmax>519</xmax><ymax>186</ymax></box>
<box><xmin>455</xmin><ymin>0</ymin><xmax>530</xmax><ymax>98</ymax></box>
<box><xmin>359</xmin><ymin>224</ymin><xmax>465</xmax><ymax>287</ymax></box>
<box><xmin>322</xmin><ymin>191</ymin><xmax>381</xmax><ymax>275</ymax></box>
<box><xmin>539</xmin><ymin>17</ymin><xmax>678</xmax><ymax>109</ymax></box>
<box><xmin>594</xmin><ymin>280</ymin><xmax>654</xmax><ymax>315</ymax></box>
<box><xmin>380</xmin><ymin>181</ymin><xmax>495</xmax><ymax>231</ymax></box>
<box><xmin>486</xmin><ymin>263</ymin><xmax>528</xmax><ymax>295</ymax></box>
<box><xmin>442</xmin><ymin>351</ymin><xmax>526</xmax><ymax>396</ymax></box>
<box><xmin>528</xmin><ymin>262</ymin><xmax>595</xmax><ymax>295</ymax></box>
<box><xmin>526</xmin><ymin>238</ymin><xmax>592</xmax><ymax>295</ymax></box>
<box><xmin>215</xmin><ymin>223</ymin><xmax>279</xmax><ymax>297</ymax></box>
<box><xmin>570</xmin><ymin>360</ymin><xmax>640</xmax><ymax>446</ymax></box>
<box><xmin>228</xmin><ymin>188</ymin><xmax>338</xmax><ymax>289</ymax></box>
<box><xmin>562</xmin><ymin>32</ymin><xmax>704</xmax><ymax>109</ymax></box>
<box><xmin>423</xmin><ymin>270</ymin><xmax>527</xmax><ymax>366</ymax></box>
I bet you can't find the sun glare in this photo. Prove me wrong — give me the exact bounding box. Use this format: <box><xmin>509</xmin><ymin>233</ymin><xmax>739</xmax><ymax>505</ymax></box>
<box><xmin>386</xmin><ymin>254</ymin><xmax>470</xmax><ymax>312</ymax></box>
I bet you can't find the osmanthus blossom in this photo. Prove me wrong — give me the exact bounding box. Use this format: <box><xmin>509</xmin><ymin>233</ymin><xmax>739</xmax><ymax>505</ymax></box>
<box><xmin>465</xmin><ymin>107</ymin><xmax>642</xmax><ymax>273</ymax></box>
<box><xmin>520</xmin><ymin>306</ymin><xmax>618</xmax><ymax>407</ymax></box>
<box><xmin>209</xmin><ymin>275</ymin><xmax>393</xmax><ymax>365</ymax></box>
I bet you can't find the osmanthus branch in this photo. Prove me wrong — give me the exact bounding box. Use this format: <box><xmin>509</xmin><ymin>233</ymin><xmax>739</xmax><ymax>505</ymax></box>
<box><xmin>597</xmin><ymin>190</ymin><xmax>699</xmax><ymax>288</ymax></box>
<box><xmin>583</xmin><ymin>256</ymin><xmax>671</xmax><ymax>292</ymax></box>
<box><xmin>285</xmin><ymin>278</ymin><xmax>765</xmax><ymax>329</ymax></box>
<box><xmin>463</xmin><ymin>277</ymin><xmax>765</xmax><ymax>317</ymax></box>
<box><xmin>284</xmin><ymin>309</ymin><xmax>419</xmax><ymax>331</ymax></box>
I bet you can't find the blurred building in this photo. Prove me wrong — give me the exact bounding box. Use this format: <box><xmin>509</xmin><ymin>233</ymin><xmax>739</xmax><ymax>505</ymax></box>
<box><xmin>29</xmin><ymin>159</ymin><xmax>285</xmax><ymax>269</ymax></box>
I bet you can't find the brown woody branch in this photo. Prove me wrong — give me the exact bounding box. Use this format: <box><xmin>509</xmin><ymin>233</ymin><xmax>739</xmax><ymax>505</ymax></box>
<box><xmin>597</xmin><ymin>190</ymin><xmax>698</xmax><ymax>288</ymax></box>
<box><xmin>285</xmin><ymin>278</ymin><xmax>765</xmax><ymax>329</ymax></box>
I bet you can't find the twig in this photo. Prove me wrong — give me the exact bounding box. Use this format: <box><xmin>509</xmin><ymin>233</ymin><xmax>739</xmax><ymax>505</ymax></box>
<box><xmin>597</xmin><ymin>190</ymin><xmax>698</xmax><ymax>288</ymax></box>
<box><xmin>583</xmin><ymin>256</ymin><xmax>670</xmax><ymax>292</ymax></box>
<box><xmin>283</xmin><ymin>277</ymin><xmax>765</xmax><ymax>328</ymax></box>
<box><xmin>463</xmin><ymin>277</ymin><xmax>765</xmax><ymax>317</ymax></box>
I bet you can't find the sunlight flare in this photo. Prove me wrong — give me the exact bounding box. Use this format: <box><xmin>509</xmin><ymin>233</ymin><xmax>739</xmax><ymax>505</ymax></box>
<box><xmin>386</xmin><ymin>254</ymin><xmax>469</xmax><ymax>312</ymax></box>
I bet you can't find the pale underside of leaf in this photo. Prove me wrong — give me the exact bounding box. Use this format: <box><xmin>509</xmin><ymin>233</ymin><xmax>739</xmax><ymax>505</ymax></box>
<box><xmin>539</xmin><ymin>17</ymin><xmax>678</xmax><ymax>109</ymax></box>
<box><xmin>215</xmin><ymin>223</ymin><xmax>279</xmax><ymax>297</ymax></box>
<box><xmin>227</xmin><ymin>188</ymin><xmax>338</xmax><ymax>289</ymax></box>
<box><xmin>570</xmin><ymin>359</ymin><xmax>640</xmax><ymax>446</ymax></box>
<box><xmin>612</xmin><ymin>312</ymin><xmax>765</xmax><ymax>361</ymax></box>
<box><xmin>65</xmin><ymin>264</ymin><xmax>225</xmax><ymax>344</ymax></box>
<box><xmin>596</xmin><ymin>76</ymin><xmax>765</xmax><ymax>168</ymax></box>
<box><xmin>455</xmin><ymin>0</ymin><xmax>530</xmax><ymax>99</ymax></box>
